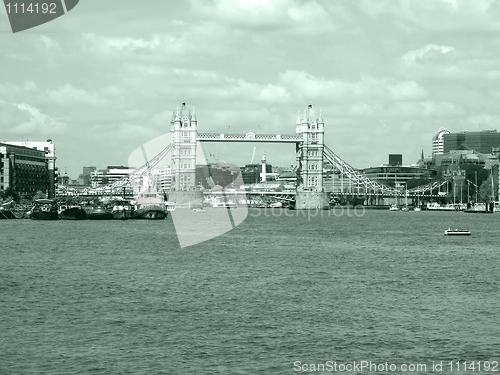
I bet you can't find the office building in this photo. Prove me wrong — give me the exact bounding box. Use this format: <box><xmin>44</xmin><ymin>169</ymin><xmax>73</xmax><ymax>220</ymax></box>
<box><xmin>90</xmin><ymin>166</ymin><xmax>135</xmax><ymax>187</ymax></box>
<box><xmin>361</xmin><ymin>165</ymin><xmax>437</xmax><ymax>185</ymax></box>
<box><xmin>443</xmin><ymin>130</ymin><xmax>500</xmax><ymax>154</ymax></box>
<box><xmin>196</xmin><ymin>163</ymin><xmax>241</xmax><ymax>189</ymax></box>
<box><xmin>0</xmin><ymin>142</ymin><xmax>50</xmax><ymax>197</ymax></box>
<box><xmin>2</xmin><ymin>140</ymin><xmax>56</xmax><ymax>197</ymax></box>
<box><xmin>240</xmin><ymin>163</ymin><xmax>273</xmax><ymax>185</ymax></box>
<box><xmin>389</xmin><ymin>154</ymin><xmax>403</xmax><ymax>166</ymax></box>
<box><xmin>432</xmin><ymin>127</ymin><xmax>450</xmax><ymax>156</ymax></box>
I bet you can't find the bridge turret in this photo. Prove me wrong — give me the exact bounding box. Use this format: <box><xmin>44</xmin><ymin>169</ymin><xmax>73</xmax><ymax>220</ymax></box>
<box><xmin>170</xmin><ymin>110</ymin><xmax>176</xmax><ymax>132</ymax></box>
<box><xmin>191</xmin><ymin>106</ymin><xmax>197</xmax><ymax>124</ymax></box>
<box><xmin>295</xmin><ymin>111</ymin><xmax>302</xmax><ymax>134</ymax></box>
<box><xmin>317</xmin><ymin>109</ymin><xmax>324</xmax><ymax>132</ymax></box>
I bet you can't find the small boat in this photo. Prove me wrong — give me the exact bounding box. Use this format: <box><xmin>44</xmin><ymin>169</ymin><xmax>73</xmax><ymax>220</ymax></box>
<box><xmin>131</xmin><ymin>187</ymin><xmax>167</xmax><ymax>220</ymax></box>
<box><xmin>85</xmin><ymin>206</ymin><xmax>114</xmax><ymax>220</ymax></box>
<box><xmin>213</xmin><ymin>201</ymin><xmax>237</xmax><ymax>208</ymax></box>
<box><xmin>133</xmin><ymin>208</ymin><xmax>167</xmax><ymax>220</ymax></box>
<box><xmin>389</xmin><ymin>205</ymin><xmax>399</xmax><ymax>211</ymax></box>
<box><xmin>59</xmin><ymin>205</ymin><xmax>87</xmax><ymax>220</ymax></box>
<box><xmin>166</xmin><ymin>202</ymin><xmax>176</xmax><ymax>212</ymax></box>
<box><xmin>0</xmin><ymin>200</ymin><xmax>16</xmax><ymax>219</ymax></box>
<box><xmin>192</xmin><ymin>208</ymin><xmax>207</xmax><ymax>213</ymax></box>
<box><xmin>444</xmin><ymin>228</ymin><xmax>471</xmax><ymax>236</ymax></box>
<box><xmin>401</xmin><ymin>207</ymin><xmax>409</xmax><ymax>212</ymax></box>
<box><xmin>414</xmin><ymin>207</ymin><xmax>421</xmax><ymax>212</ymax></box>
<box><xmin>111</xmin><ymin>200</ymin><xmax>135</xmax><ymax>220</ymax></box>
<box><xmin>31</xmin><ymin>199</ymin><xmax>59</xmax><ymax>220</ymax></box>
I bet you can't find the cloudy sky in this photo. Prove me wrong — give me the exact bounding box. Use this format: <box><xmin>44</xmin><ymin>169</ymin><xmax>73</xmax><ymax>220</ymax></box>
<box><xmin>2</xmin><ymin>0</ymin><xmax>500</xmax><ymax>178</ymax></box>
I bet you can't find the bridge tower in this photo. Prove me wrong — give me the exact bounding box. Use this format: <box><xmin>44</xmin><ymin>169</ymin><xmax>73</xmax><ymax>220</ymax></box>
<box><xmin>168</xmin><ymin>102</ymin><xmax>204</xmax><ymax>207</ymax></box>
<box><xmin>295</xmin><ymin>104</ymin><xmax>329</xmax><ymax>209</ymax></box>
<box><xmin>171</xmin><ymin>102</ymin><xmax>197</xmax><ymax>191</ymax></box>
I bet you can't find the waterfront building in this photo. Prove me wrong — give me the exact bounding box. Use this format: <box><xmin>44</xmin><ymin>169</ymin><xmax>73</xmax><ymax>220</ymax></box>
<box><xmin>90</xmin><ymin>169</ymin><xmax>107</xmax><ymax>187</ymax></box>
<box><xmin>389</xmin><ymin>154</ymin><xmax>403</xmax><ymax>166</ymax></box>
<box><xmin>2</xmin><ymin>140</ymin><xmax>56</xmax><ymax>197</ymax></box>
<box><xmin>241</xmin><ymin>163</ymin><xmax>272</xmax><ymax>185</ymax></box>
<box><xmin>443</xmin><ymin>130</ymin><xmax>500</xmax><ymax>154</ymax></box>
<box><xmin>433</xmin><ymin>146</ymin><xmax>500</xmax><ymax>168</ymax></box>
<box><xmin>432</xmin><ymin>127</ymin><xmax>450</xmax><ymax>157</ymax></box>
<box><xmin>360</xmin><ymin>165</ymin><xmax>437</xmax><ymax>185</ymax></box>
<box><xmin>196</xmin><ymin>163</ymin><xmax>240</xmax><ymax>189</ymax></box>
<box><xmin>78</xmin><ymin>166</ymin><xmax>96</xmax><ymax>186</ymax></box>
<box><xmin>89</xmin><ymin>166</ymin><xmax>135</xmax><ymax>187</ymax></box>
<box><xmin>153</xmin><ymin>168</ymin><xmax>172</xmax><ymax>192</ymax></box>
<box><xmin>276</xmin><ymin>171</ymin><xmax>297</xmax><ymax>183</ymax></box>
<box><xmin>57</xmin><ymin>174</ymin><xmax>70</xmax><ymax>185</ymax></box>
<box><xmin>0</xmin><ymin>142</ymin><xmax>50</xmax><ymax>197</ymax></box>
<box><xmin>276</xmin><ymin>171</ymin><xmax>297</xmax><ymax>191</ymax></box>
<box><xmin>107</xmin><ymin>166</ymin><xmax>135</xmax><ymax>184</ymax></box>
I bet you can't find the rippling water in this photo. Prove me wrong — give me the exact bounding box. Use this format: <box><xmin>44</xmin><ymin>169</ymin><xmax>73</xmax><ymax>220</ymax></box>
<box><xmin>1</xmin><ymin>210</ymin><xmax>500</xmax><ymax>374</ymax></box>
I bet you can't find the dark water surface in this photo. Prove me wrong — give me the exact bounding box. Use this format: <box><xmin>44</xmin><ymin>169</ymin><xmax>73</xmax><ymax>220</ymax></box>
<box><xmin>1</xmin><ymin>210</ymin><xmax>500</xmax><ymax>374</ymax></box>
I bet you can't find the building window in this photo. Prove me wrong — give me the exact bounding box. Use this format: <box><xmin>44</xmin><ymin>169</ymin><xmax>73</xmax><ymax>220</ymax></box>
<box><xmin>307</xmin><ymin>176</ymin><xmax>318</xmax><ymax>187</ymax></box>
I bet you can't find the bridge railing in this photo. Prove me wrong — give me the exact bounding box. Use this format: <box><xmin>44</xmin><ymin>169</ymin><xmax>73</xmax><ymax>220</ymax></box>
<box><xmin>197</xmin><ymin>133</ymin><xmax>302</xmax><ymax>142</ymax></box>
<box><xmin>86</xmin><ymin>143</ymin><xmax>173</xmax><ymax>195</ymax></box>
<box><xmin>323</xmin><ymin>146</ymin><xmax>399</xmax><ymax>195</ymax></box>
<box><xmin>323</xmin><ymin>146</ymin><xmax>448</xmax><ymax>195</ymax></box>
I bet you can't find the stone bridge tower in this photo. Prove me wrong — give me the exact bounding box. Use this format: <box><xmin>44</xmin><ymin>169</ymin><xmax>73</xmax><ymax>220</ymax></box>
<box><xmin>171</xmin><ymin>102</ymin><xmax>197</xmax><ymax>191</ymax></box>
<box><xmin>295</xmin><ymin>104</ymin><xmax>329</xmax><ymax>209</ymax></box>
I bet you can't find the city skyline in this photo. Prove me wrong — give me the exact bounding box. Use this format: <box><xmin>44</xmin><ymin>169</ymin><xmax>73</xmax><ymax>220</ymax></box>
<box><xmin>2</xmin><ymin>1</ymin><xmax>500</xmax><ymax>178</ymax></box>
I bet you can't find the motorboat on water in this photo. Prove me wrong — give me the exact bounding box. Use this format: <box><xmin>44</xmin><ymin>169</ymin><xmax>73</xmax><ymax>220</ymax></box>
<box><xmin>414</xmin><ymin>207</ymin><xmax>421</xmax><ymax>212</ymax></box>
<box><xmin>444</xmin><ymin>228</ymin><xmax>471</xmax><ymax>236</ymax></box>
<box><xmin>131</xmin><ymin>187</ymin><xmax>167</xmax><ymax>220</ymax></box>
<box><xmin>0</xmin><ymin>200</ymin><xmax>16</xmax><ymax>219</ymax></box>
<box><xmin>192</xmin><ymin>208</ymin><xmax>207</xmax><ymax>212</ymax></box>
<box><xmin>389</xmin><ymin>205</ymin><xmax>399</xmax><ymax>211</ymax></box>
<box><xmin>85</xmin><ymin>206</ymin><xmax>114</xmax><ymax>220</ymax></box>
<box><xmin>213</xmin><ymin>201</ymin><xmax>237</xmax><ymax>208</ymax></box>
<box><xmin>30</xmin><ymin>199</ymin><xmax>59</xmax><ymax>220</ymax></box>
<box><xmin>111</xmin><ymin>199</ymin><xmax>135</xmax><ymax>220</ymax></box>
<box><xmin>58</xmin><ymin>205</ymin><xmax>87</xmax><ymax>220</ymax></box>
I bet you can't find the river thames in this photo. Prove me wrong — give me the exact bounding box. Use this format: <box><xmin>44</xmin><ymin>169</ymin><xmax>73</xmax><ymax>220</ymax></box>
<box><xmin>1</xmin><ymin>209</ymin><xmax>499</xmax><ymax>374</ymax></box>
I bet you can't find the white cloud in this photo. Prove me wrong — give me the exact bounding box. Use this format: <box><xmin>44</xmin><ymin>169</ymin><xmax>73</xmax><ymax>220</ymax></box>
<box><xmin>190</xmin><ymin>0</ymin><xmax>340</xmax><ymax>34</ymax></box>
<box><xmin>39</xmin><ymin>35</ymin><xmax>58</xmax><ymax>49</ymax></box>
<box><xmin>47</xmin><ymin>85</ymin><xmax>109</xmax><ymax>106</ymax></box>
<box><xmin>401</xmin><ymin>44</ymin><xmax>454</xmax><ymax>64</ymax></box>
<box><xmin>81</xmin><ymin>33</ymin><xmax>161</xmax><ymax>54</ymax></box>
<box><xmin>257</xmin><ymin>85</ymin><xmax>291</xmax><ymax>104</ymax></box>
<box><xmin>279</xmin><ymin>70</ymin><xmax>427</xmax><ymax>102</ymax></box>
<box><xmin>1</xmin><ymin>102</ymin><xmax>66</xmax><ymax>134</ymax></box>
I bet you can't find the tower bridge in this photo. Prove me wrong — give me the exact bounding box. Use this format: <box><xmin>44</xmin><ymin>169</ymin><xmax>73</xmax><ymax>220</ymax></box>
<box><xmin>85</xmin><ymin>102</ymin><xmax>449</xmax><ymax>208</ymax></box>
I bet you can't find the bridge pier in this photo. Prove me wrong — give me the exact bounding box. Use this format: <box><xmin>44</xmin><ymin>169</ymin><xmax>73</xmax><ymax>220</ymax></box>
<box><xmin>295</xmin><ymin>191</ymin><xmax>329</xmax><ymax>210</ymax></box>
<box><xmin>167</xmin><ymin>191</ymin><xmax>204</xmax><ymax>208</ymax></box>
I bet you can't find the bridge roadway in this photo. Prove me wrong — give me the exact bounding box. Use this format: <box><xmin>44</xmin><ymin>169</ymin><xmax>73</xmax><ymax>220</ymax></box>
<box><xmin>67</xmin><ymin>190</ymin><xmax>446</xmax><ymax>199</ymax></box>
<box><xmin>197</xmin><ymin>132</ymin><xmax>303</xmax><ymax>143</ymax></box>
<box><xmin>205</xmin><ymin>191</ymin><xmax>446</xmax><ymax>198</ymax></box>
